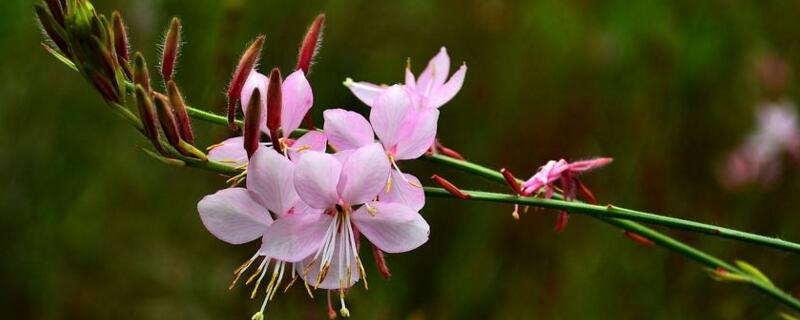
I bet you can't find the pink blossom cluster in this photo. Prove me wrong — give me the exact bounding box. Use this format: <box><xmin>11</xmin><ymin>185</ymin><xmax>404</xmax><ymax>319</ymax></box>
<box><xmin>198</xmin><ymin>48</ymin><xmax>465</xmax><ymax>318</ymax></box>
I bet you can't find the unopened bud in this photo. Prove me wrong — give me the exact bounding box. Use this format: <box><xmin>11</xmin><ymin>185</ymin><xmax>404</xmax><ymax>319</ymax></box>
<box><xmin>734</xmin><ymin>260</ymin><xmax>774</xmax><ymax>286</ymax></box>
<box><xmin>154</xmin><ymin>93</ymin><xmax>181</xmax><ymax>148</ymax></box>
<box><xmin>111</xmin><ymin>11</ymin><xmax>129</xmax><ymax>61</ymax></box>
<box><xmin>266</xmin><ymin>68</ymin><xmax>283</xmax><ymax>133</ymax></box>
<box><xmin>35</xmin><ymin>4</ymin><xmax>70</xmax><ymax>57</ymax></box>
<box><xmin>371</xmin><ymin>244</ymin><xmax>391</xmax><ymax>279</ymax></box>
<box><xmin>166</xmin><ymin>80</ymin><xmax>194</xmax><ymax>143</ymax></box>
<box><xmin>135</xmin><ymin>85</ymin><xmax>163</xmax><ymax>153</ymax></box>
<box><xmin>243</xmin><ymin>88</ymin><xmax>263</xmax><ymax>158</ymax></box>
<box><xmin>296</xmin><ymin>14</ymin><xmax>325</xmax><ymax>75</ymax></box>
<box><xmin>44</xmin><ymin>0</ymin><xmax>65</xmax><ymax>26</ymax></box>
<box><xmin>500</xmin><ymin>168</ymin><xmax>523</xmax><ymax>195</ymax></box>
<box><xmin>133</xmin><ymin>52</ymin><xmax>152</xmax><ymax>93</ymax></box>
<box><xmin>431</xmin><ymin>174</ymin><xmax>470</xmax><ymax>200</ymax></box>
<box><xmin>705</xmin><ymin>267</ymin><xmax>751</xmax><ymax>284</ymax></box>
<box><xmin>89</xmin><ymin>70</ymin><xmax>120</xmax><ymax>103</ymax></box>
<box><xmin>227</xmin><ymin>35</ymin><xmax>265</xmax><ymax>130</ymax></box>
<box><xmin>89</xmin><ymin>36</ymin><xmax>118</xmax><ymax>85</ymax></box>
<box><xmin>161</xmin><ymin>17</ymin><xmax>181</xmax><ymax>83</ymax></box>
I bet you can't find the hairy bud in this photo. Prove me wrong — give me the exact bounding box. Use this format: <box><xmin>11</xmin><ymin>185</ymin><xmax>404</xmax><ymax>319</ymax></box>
<box><xmin>266</xmin><ymin>68</ymin><xmax>283</xmax><ymax>133</ymax></box>
<box><xmin>226</xmin><ymin>35</ymin><xmax>265</xmax><ymax>130</ymax></box>
<box><xmin>296</xmin><ymin>14</ymin><xmax>325</xmax><ymax>75</ymax></box>
<box><xmin>154</xmin><ymin>92</ymin><xmax>181</xmax><ymax>148</ymax></box>
<box><xmin>133</xmin><ymin>52</ymin><xmax>152</xmax><ymax>93</ymax></box>
<box><xmin>166</xmin><ymin>80</ymin><xmax>194</xmax><ymax>144</ymax></box>
<box><xmin>111</xmin><ymin>11</ymin><xmax>129</xmax><ymax>61</ymax></box>
<box><xmin>35</xmin><ymin>4</ymin><xmax>70</xmax><ymax>57</ymax></box>
<box><xmin>135</xmin><ymin>85</ymin><xmax>163</xmax><ymax>153</ymax></box>
<box><xmin>243</xmin><ymin>88</ymin><xmax>263</xmax><ymax>158</ymax></box>
<box><xmin>44</xmin><ymin>0</ymin><xmax>65</xmax><ymax>26</ymax></box>
<box><xmin>161</xmin><ymin>17</ymin><xmax>181</xmax><ymax>83</ymax></box>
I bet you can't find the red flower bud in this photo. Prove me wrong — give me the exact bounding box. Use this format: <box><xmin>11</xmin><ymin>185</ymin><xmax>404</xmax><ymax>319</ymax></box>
<box><xmin>243</xmin><ymin>88</ymin><xmax>263</xmax><ymax>158</ymax></box>
<box><xmin>133</xmin><ymin>52</ymin><xmax>152</xmax><ymax>93</ymax></box>
<box><xmin>226</xmin><ymin>35</ymin><xmax>265</xmax><ymax>130</ymax></box>
<box><xmin>135</xmin><ymin>85</ymin><xmax>164</xmax><ymax>153</ymax></box>
<box><xmin>154</xmin><ymin>93</ymin><xmax>181</xmax><ymax>148</ymax></box>
<box><xmin>372</xmin><ymin>244</ymin><xmax>391</xmax><ymax>279</ymax></box>
<box><xmin>111</xmin><ymin>11</ymin><xmax>129</xmax><ymax>61</ymax></box>
<box><xmin>35</xmin><ymin>4</ymin><xmax>70</xmax><ymax>57</ymax></box>
<box><xmin>266</xmin><ymin>67</ymin><xmax>283</xmax><ymax>133</ymax></box>
<box><xmin>160</xmin><ymin>17</ymin><xmax>181</xmax><ymax>83</ymax></box>
<box><xmin>431</xmin><ymin>174</ymin><xmax>470</xmax><ymax>200</ymax></box>
<box><xmin>500</xmin><ymin>168</ymin><xmax>523</xmax><ymax>195</ymax></box>
<box><xmin>296</xmin><ymin>14</ymin><xmax>325</xmax><ymax>75</ymax></box>
<box><xmin>44</xmin><ymin>0</ymin><xmax>65</xmax><ymax>26</ymax></box>
<box><xmin>166</xmin><ymin>80</ymin><xmax>194</xmax><ymax>144</ymax></box>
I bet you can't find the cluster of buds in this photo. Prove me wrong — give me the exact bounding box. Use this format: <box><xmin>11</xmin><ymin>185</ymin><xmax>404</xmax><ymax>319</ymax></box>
<box><xmin>36</xmin><ymin>0</ymin><xmax>207</xmax><ymax>164</ymax></box>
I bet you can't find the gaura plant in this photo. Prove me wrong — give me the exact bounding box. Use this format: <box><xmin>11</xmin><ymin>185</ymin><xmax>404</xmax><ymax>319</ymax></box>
<box><xmin>35</xmin><ymin>0</ymin><xmax>800</xmax><ymax>318</ymax></box>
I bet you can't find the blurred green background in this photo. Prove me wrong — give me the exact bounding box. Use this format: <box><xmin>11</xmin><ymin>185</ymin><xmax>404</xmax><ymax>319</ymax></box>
<box><xmin>3</xmin><ymin>0</ymin><xmax>800</xmax><ymax>318</ymax></box>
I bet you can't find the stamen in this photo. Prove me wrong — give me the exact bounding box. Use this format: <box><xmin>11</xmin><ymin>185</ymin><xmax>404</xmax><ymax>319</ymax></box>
<box><xmin>339</xmin><ymin>288</ymin><xmax>350</xmax><ymax>318</ymax></box>
<box><xmin>364</xmin><ymin>202</ymin><xmax>378</xmax><ymax>216</ymax></box>
<box><xmin>511</xmin><ymin>204</ymin><xmax>520</xmax><ymax>220</ymax></box>
<box><xmin>389</xmin><ymin>155</ymin><xmax>422</xmax><ymax>188</ymax></box>
<box><xmin>248</xmin><ymin>258</ymin><xmax>269</xmax><ymax>298</ymax></box>
<box><xmin>327</xmin><ymin>290</ymin><xmax>337</xmax><ymax>319</ymax></box>
<box><xmin>230</xmin><ymin>253</ymin><xmax>259</xmax><ymax>290</ymax></box>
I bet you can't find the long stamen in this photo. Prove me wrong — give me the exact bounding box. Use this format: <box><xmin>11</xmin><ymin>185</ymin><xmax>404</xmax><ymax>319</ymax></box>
<box><xmin>249</xmin><ymin>258</ymin><xmax>270</xmax><ymax>298</ymax></box>
<box><xmin>389</xmin><ymin>155</ymin><xmax>422</xmax><ymax>188</ymax></box>
<box><xmin>230</xmin><ymin>253</ymin><xmax>259</xmax><ymax>290</ymax></box>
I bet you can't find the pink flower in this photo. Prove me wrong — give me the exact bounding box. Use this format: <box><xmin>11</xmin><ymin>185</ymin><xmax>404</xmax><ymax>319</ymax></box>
<box><xmin>241</xmin><ymin>69</ymin><xmax>314</xmax><ymax>141</ymax></box>
<box><xmin>259</xmin><ymin>143</ymin><xmax>429</xmax><ymax>311</ymax></box>
<box><xmin>207</xmin><ymin>131</ymin><xmax>327</xmax><ymax>167</ymax></box>
<box><xmin>721</xmin><ymin>102</ymin><xmax>800</xmax><ymax>189</ymax></box>
<box><xmin>197</xmin><ymin>147</ymin><xmax>320</xmax><ymax>317</ymax></box>
<box><xmin>345</xmin><ymin>47</ymin><xmax>466</xmax><ymax>110</ymax></box>
<box><xmin>519</xmin><ymin>158</ymin><xmax>612</xmax><ymax>232</ymax></box>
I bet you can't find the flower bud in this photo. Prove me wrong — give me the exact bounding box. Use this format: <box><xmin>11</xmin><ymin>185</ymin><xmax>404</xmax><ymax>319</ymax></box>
<box><xmin>154</xmin><ymin>92</ymin><xmax>181</xmax><ymax>148</ymax></box>
<box><xmin>111</xmin><ymin>11</ymin><xmax>129</xmax><ymax>61</ymax></box>
<box><xmin>371</xmin><ymin>244</ymin><xmax>391</xmax><ymax>279</ymax></box>
<box><xmin>161</xmin><ymin>17</ymin><xmax>181</xmax><ymax>83</ymax></box>
<box><xmin>166</xmin><ymin>80</ymin><xmax>194</xmax><ymax>144</ymax></box>
<box><xmin>243</xmin><ymin>88</ymin><xmax>263</xmax><ymax>158</ymax></box>
<box><xmin>89</xmin><ymin>70</ymin><xmax>119</xmax><ymax>103</ymax></box>
<box><xmin>35</xmin><ymin>4</ymin><xmax>70</xmax><ymax>57</ymax></box>
<box><xmin>431</xmin><ymin>174</ymin><xmax>470</xmax><ymax>200</ymax></box>
<box><xmin>296</xmin><ymin>14</ymin><xmax>325</xmax><ymax>75</ymax></box>
<box><xmin>226</xmin><ymin>35</ymin><xmax>265</xmax><ymax>130</ymax></box>
<box><xmin>266</xmin><ymin>68</ymin><xmax>282</xmax><ymax>132</ymax></box>
<box><xmin>44</xmin><ymin>0</ymin><xmax>65</xmax><ymax>26</ymax></box>
<box><xmin>133</xmin><ymin>52</ymin><xmax>152</xmax><ymax>93</ymax></box>
<box><xmin>135</xmin><ymin>85</ymin><xmax>164</xmax><ymax>153</ymax></box>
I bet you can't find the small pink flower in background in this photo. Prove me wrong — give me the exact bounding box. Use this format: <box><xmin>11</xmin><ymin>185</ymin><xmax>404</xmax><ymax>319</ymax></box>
<box><xmin>721</xmin><ymin>101</ymin><xmax>800</xmax><ymax>189</ymax></box>
<box><xmin>323</xmin><ymin>85</ymin><xmax>437</xmax><ymax>197</ymax></box>
<box><xmin>519</xmin><ymin>157</ymin><xmax>613</xmax><ymax>232</ymax></box>
<box><xmin>344</xmin><ymin>47</ymin><xmax>467</xmax><ymax>110</ymax></box>
<box><xmin>259</xmin><ymin>143</ymin><xmax>429</xmax><ymax>314</ymax></box>
<box><xmin>198</xmin><ymin>147</ymin><xmax>320</xmax><ymax>318</ymax></box>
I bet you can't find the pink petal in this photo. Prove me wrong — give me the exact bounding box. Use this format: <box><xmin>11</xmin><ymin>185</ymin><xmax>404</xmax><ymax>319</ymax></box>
<box><xmin>428</xmin><ymin>63</ymin><xmax>466</xmax><ymax>109</ymax></box>
<box><xmin>294</xmin><ymin>151</ymin><xmax>342</xmax><ymax>209</ymax></box>
<box><xmin>241</xmin><ymin>71</ymin><xmax>269</xmax><ymax>133</ymax></box>
<box><xmin>393</xmin><ymin>109</ymin><xmax>439</xmax><ymax>160</ymax></box>
<box><xmin>568</xmin><ymin>158</ymin><xmax>613</xmax><ymax>172</ymax></box>
<box><xmin>288</xmin><ymin>131</ymin><xmax>328</xmax><ymax>162</ymax></box>
<box><xmin>281</xmin><ymin>70</ymin><xmax>314</xmax><ymax>134</ymax></box>
<box><xmin>351</xmin><ymin>202</ymin><xmax>429</xmax><ymax>253</ymax></box>
<box><xmin>370</xmin><ymin>85</ymin><xmax>413</xmax><ymax>149</ymax></box>
<box><xmin>338</xmin><ymin>143</ymin><xmax>390</xmax><ymax>205</ymax></box>
<box><xmin>405</xmin><ymin>67</ymin><xmax>416</xmax><ymax>91</ymax></box>
<box><xmin>380</xmin><ymin>171</ymin><xmax>425</xmax><ymax>211</ymax></box>
<box><xmin>207</xmin><ymin>136</ymin><xmax>249</xmax><ymax>167</ymax></box>
<box><xmin>344</xmin><ymin>78</ymin><xmax>385</xmax><ymax>107</ymax></box>
<box><xmin>296</xmin><ymin>243</ymin><xmax>360</xmax><ymax>289</ymax></box>
<box><xmin>259</xmin><ymin>212</ymin><xmax>332</xmax><ymax>262</ymax></box>
<box><xmin>197</xmin><ymin>188</ymin><xmax>271</xmax><ymax>245</ymax></box>
<box><xmin>416</xmin><ymin>47</ymin><xmax>450</xmax><ymax>95</ymax></box>
<box><xmin>323</xmin><ymin>109</ymin><xmax>374</xmax><ymax>151</ymax></box>
<box><xmin>247</xmin><ymin>147</ymin><xmax>299</xmax><ymax>215</ymax></box>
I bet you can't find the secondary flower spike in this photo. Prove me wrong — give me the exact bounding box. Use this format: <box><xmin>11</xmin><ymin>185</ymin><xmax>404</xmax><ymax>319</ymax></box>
<box><xmin>227</xmin><ymin>35</ymin><xmax>265</xmax><ymax>129</ymax></box>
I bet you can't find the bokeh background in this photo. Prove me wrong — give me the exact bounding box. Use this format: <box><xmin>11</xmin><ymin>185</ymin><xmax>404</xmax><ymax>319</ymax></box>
<box><xmin>3</xmin><ymin>0</ymin><xmax>800</xmax><ymax>318</ymax></box>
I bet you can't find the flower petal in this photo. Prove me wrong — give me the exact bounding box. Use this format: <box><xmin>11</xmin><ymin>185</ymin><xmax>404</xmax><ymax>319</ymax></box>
<box><xmin>352</xmin><ymin>202</ymin><xmax>429</xmax><ymax>253</ymax></box>
<box><xmin>207</xmin><ymin>136</ymin><xmax>248</xmax><ymax>167</ymax></box>
<box><xmin>338</xmin><ymin>143</ymin><xmax>390</xmax><ymax>205</ymax></box>
<box><xmin>281</xmin><ymin>70</ymin><xmax>314</xmax><ymax>134</ymax></box>
<box><xmin>288</xmin><ymin>131</ymin><xmax>328</xmax><ymax>162</ymax></box>
<box><xmin>568</xmin><ymin>158</ymin><xmax>613</xmax><ymax>172</ymax></box>
<box><xmin>344</xmin><ymin>78</ymin><xmax>384</xmax><ymax>107</ymax></box>
<box><xmin>370</xmin><ymin>85</ymin><xmax>413</xmax><ymax>149</ymax></box>
<box><xmin>241</xmin><ymin>71</ymin><xmax>269</xmax><ymax>133</ymax></box>
<box><xmin>393</xmin><ymin>109</ymin><xmax>439</xmax><ymax>160</ymax></box>
<box><xmin>259</xmin><ymin>212</ymin><xmax>332</xmax><ymax>262</ymax></box>
<box><xmin>294</xmin><ymin>151</ymin><xmax>342</xmax><ymax>209</ymax></box>
<box><xmin>416</xmin><ymin>47</ymin><xmax>450</xmax><ymax>94</ymax></box>
<box><xmin>380</xmin><ymin>171</ymin><xmax>425</xmax><ymax>211</ymax></box>
<box><xmin>197</xmin><ymin>188</ymin><xmax>271</xmax><ymax>245</ymax></box>
<box><xmin>428</xmin><ymin>63</ymin><xmax>466</xmax><ymax>109</ymax></box>
<box><xmin>247</xmin><ymin>147</ymin><xmax>298</xmax><ymax>215</ymax></box>
<box><xmin>323</xmin><ymin>109</ymin><xmax>374</xmax><ymax>151</ymax></box>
